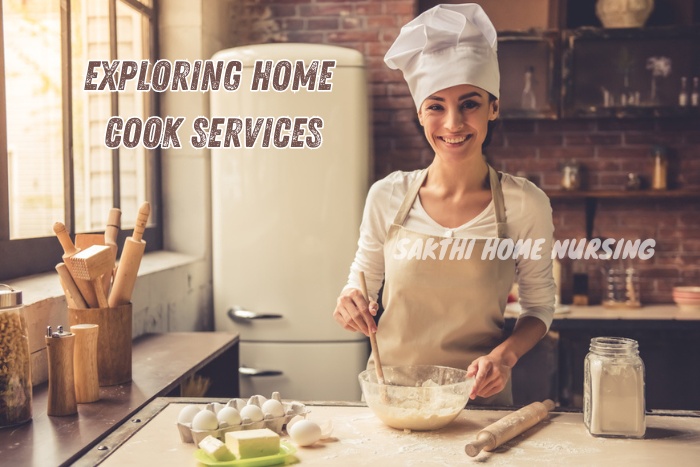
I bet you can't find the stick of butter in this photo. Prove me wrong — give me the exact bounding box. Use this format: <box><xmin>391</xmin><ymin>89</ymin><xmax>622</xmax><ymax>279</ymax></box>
<box><xmin>225</xmin><ymin>428</ymin><xmax>280</xmax><ymax>459</ymax></box>
<box><xmin>199</xmin><ymin>435</ymin><xmax>235</xmax><ymax>461</ymax></box>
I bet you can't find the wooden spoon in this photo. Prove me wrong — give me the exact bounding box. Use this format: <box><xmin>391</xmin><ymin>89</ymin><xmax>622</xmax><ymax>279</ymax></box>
<box><xmin>359</xmin><ymin>271</ymin><xmax>385</xmax><ymax>386</ymax></box>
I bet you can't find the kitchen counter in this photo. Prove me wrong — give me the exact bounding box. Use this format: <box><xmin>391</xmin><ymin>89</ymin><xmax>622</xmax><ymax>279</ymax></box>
<box><xmin>552</xmin><ymin>304</ymin><xmax>700</xmax><ymax>321</ymax></box>
<box><xmin>504</xmin><ymin>304</ymin><xmax>700</xmax><ymax>409</ymax></box>
<box><xmin>506</xmin><ymin>304</ymin><xmax>700</xmax><ymax>330</ymax></box>
<box><xmin>0</xmin><ymin>332</ymin><xmax>239</xmax><ymax>467</ymax></box>
<box><xmin>76</xmin><ymin>398</ymin><xmax>700</xmax><ymax>467</ymax></box>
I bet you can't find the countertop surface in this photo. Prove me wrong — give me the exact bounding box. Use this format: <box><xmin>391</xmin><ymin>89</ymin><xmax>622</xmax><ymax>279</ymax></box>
<box><xmin>506</xmin><ymin>303</ymin><xmax>700</xmax><ymax>322</ymax></box>
<box><xmin>87</xmin><ymin>400</ymin><xmax>700</xmax><ymax>467</ymax></box>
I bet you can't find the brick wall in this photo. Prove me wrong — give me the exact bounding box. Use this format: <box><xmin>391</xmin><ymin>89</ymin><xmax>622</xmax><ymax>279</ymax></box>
<box><xmin>236</xmin><ymin>0</ymin><xmax>700</xmax><ymax>303</ymax></box>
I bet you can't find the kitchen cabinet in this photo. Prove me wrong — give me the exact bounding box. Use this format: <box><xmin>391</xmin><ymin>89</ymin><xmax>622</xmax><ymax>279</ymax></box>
<box><xmin>75</xmin><ymin>399</ymin><xmax>700</xmax><ymax>466</ymax></box>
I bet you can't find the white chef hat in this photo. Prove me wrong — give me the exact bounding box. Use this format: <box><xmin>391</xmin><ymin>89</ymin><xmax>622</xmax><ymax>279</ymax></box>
<box><xmin>384</xmin><ymin>3</ymin><xmax>499</xmax><ymax>110</ymax></box>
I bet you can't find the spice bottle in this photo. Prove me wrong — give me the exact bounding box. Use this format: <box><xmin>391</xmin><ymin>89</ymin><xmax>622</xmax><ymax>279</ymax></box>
<box><xmin>584</xmin><ymin>337</ymin><xmax>645</xmax><ymax>438</ymax></box>
<box><xmin>651</xmin><ymin>145</ymin><xmax>668</xmax><ymax>190</ymax></box>
<box><xmin>0</xmin><ymin>284</ymin><xmax>32</xmax><ymax>428</ymax></box>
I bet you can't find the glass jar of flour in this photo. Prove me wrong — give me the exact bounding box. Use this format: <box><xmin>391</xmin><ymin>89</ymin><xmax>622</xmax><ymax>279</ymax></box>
<box><xmin>584</xmin><ymin>337</ymin><xmax>645</xmax><ymax>438</ymax></box>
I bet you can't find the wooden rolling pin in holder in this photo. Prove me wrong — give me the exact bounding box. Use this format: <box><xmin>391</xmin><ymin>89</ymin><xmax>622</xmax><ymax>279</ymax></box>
<box><xmin>109</xmin><ymin>202</ymin><xmax>150</xmax><ymax>307</ymax></box>
<box><xmin>465</xmin><ymin>399</ymin><xmax>556</xmax><ymax>457</ymax></box>
<box><xmin>104</xmin><ymin>208</ymin><xmax>122</xmax><ymax>294</ymax></box>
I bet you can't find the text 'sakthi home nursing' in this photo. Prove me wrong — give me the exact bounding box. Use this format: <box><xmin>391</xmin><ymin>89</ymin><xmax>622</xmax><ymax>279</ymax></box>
<box><xmin>392</xmin><ymin>238</ymin><xmax>657</xmax><ymax>261</ymax></box>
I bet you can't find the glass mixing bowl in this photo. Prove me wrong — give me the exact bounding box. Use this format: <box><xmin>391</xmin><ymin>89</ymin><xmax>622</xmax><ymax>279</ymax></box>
<box><xmin>358</xmin><ymin>365</ymin><xmax>474</xmax><ymax>431</ymax></box>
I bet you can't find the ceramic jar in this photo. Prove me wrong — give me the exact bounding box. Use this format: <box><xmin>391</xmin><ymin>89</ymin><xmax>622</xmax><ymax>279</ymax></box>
<box><xmin>596</xmin><ymin>0</ymin><xmax>654</xmax><ymax>28</ymax></box>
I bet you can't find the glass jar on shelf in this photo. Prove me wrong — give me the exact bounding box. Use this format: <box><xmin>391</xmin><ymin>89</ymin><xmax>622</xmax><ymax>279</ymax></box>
<box><xmin>0</xmin><ymin>284</ymin><xmax>32</xmax><ymax>428</ymax></box>
<box><xmin>602</xmin><ymin>266</ymin><xmax>640</xmax><ymax>308</ymax></box>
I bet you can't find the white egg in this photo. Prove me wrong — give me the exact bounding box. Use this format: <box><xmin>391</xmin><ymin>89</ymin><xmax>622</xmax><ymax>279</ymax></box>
<box><xmin>239</xmin><ymin>405</ymin><xmax>264</xmax><ymax>422</ymax></box>
<box><xmin>289</xmin><ymin>419</ymin><xmax>322</xmax><ymax>447</ymax></box>
<box><xmin>217</xmin><ymin>407</ymin><xmax>242</xmax><ymax>426</ymax></box>
<box><xmin>212</xmin><ymin>402</ymin><xmax>226</xmax><ymax>414</ymax></box>
<box><xmin>191</xmin><ymin>409</ymin><xmax>219</xmax><ymax>431</ymax></box>
<box><xmin>177</xmin><ymin>405</ymin><xmax>202</xmax><ymax>425</ymax></box>
<box><xmin>286</xmin><ymin>415</ymin><xmax>305</xmax><ymax>432</ymax></box>
<box><xmin>261</xmin><ymin>399</ymin><xmax>285</xmax><ymax>418</ymax></box>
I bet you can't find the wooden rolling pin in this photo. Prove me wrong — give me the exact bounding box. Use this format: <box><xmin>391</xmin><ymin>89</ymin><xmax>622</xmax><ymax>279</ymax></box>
<box><xmin>55</xmin><ymin>263</ymin><xmax>88</xmax><ymax>309</ymax></box>
<box><xmin>109</xmin><ymin>202</ymin><xmax>150</xmax><ymax>307</ymax></box>
<box><xmin>104</xmin><ymin>208</ymin><xmax>122</xmax><ymax>295</ymax></box>
<box><xmin>465</xmin><ymin>399</ymin><xmax>555</xmax><ymax>457</ymax></box>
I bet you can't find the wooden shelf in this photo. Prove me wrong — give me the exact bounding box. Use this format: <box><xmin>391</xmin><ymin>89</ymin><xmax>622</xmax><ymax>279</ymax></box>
<box><xmin>546</xmin><ymin>189</ymin><xmax>700</xmax><ymax>199</ymax></box>
<box><xmin>545</xmin><ymin>189</ymin><xmax>700</xmax><ymax>237</ymax></box>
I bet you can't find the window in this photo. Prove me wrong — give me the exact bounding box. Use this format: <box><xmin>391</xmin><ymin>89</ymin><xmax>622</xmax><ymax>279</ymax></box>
<box><xmin>0</xmin><ymin>0</ymin><xmax>161</xmax><ymax>280</ymax></box>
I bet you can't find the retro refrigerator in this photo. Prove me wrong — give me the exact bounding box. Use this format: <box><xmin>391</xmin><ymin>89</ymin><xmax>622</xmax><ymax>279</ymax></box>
<box><xmin>210</xmin><ymin>44</ymin><xmax>370</xmax><ymax>400</ymax></box>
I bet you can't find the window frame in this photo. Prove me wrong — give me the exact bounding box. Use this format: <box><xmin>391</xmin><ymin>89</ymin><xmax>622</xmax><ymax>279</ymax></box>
<box><xmin>0</xmin><ymin>0</ymin><xmax>162</xmax><ymax>281</ymax></box>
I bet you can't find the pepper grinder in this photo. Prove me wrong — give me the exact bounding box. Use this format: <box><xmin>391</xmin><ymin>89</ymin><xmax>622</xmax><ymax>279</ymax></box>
<box><xmin>46</xmin><ymin>326</ymin><xmax>78</xmax><ymax>416</ymax></box>
<box><xmin>70</xmin><ymin>324</ymin><xmax>100</xmax><ymax>403</ymax></box>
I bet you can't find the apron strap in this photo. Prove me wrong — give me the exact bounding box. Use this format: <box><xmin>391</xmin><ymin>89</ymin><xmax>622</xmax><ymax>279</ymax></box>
<box><xmin>392</xmin><ymin>165</ymin><xmax>508</xmax><ymax>238</ymax></box>
<box><xmin>393</xmin><ymin>169</ymin><xmax>428</xmax><ymax>226</ymax></box>
<box><xmin>488</xmin><ymin>165</ymin><xmax>508</xmax><ymax>239</ymax></box>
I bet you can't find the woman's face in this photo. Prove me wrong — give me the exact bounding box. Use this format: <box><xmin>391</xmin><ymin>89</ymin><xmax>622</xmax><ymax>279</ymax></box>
<box><xmin>418</xmin><ymin>84</ymin><xmax>498</xmax><ymax>162</ymax></box>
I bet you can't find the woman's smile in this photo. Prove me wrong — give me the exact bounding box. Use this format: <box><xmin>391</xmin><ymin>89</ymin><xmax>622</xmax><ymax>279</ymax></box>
<box><xmin>438</xmin><ymin>134</ymin><xmax>473</xmax><ymax>145</ymax></box>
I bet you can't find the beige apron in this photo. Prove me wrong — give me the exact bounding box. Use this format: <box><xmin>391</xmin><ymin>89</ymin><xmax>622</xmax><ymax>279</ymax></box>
<box><xmin>370</xmin><ymin>165</ymin><xmax>515</xmax><ymax>405</ymax></box>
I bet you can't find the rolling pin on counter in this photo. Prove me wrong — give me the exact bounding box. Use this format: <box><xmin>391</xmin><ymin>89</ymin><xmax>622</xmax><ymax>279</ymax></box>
<box><xmin>465</xmin><ymin>399</ymin><xmax>555</xmax><ymax>456</ymax></box>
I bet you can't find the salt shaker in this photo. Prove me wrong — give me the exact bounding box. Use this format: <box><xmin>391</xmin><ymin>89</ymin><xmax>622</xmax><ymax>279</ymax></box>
<box><xmin>46</xmin><ymin>325</ymin><xmax>78</xmax><ymax>416</ymax></box>
<box><xmin>0</xmin><ymin>284</ymin><xmax>32</xmax><ymax>427</ymax></box>
<box><xmin>584</xmin><ymin>337</ymin><xmax>645</xmax><ymax>438</ymax></box>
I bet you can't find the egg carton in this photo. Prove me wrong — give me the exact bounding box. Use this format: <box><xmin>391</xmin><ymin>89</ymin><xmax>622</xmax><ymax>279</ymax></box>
<box><xmin>177</xmin><ymin>392</ymin><xmax>309</xmax><ymax>445</ymax></box>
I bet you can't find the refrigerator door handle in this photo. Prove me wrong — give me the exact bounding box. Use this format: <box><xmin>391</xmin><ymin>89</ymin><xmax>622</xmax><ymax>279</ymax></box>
<box><xmin>228</xmin><ymin>306</ymin><xmax>283</xmax><ymax>321</ymax></box>
<box><xmin>239</xmin><ymin>365</ymin><xmax>284</xmax><ymax>377</ymax></box>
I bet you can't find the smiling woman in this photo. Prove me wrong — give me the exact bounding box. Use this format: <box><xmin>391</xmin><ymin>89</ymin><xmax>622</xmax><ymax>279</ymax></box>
<box><xmin>0</xmin><ymin>0</ymin><xmax>161</xmax><ymax>281</ymax></box>
<box><xmin>333</xmin><ymin>3</ymin><xmax>556</xmax><ymax>408</ymax></box>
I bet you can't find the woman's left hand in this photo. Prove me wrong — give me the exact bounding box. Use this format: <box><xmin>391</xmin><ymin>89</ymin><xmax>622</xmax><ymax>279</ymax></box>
<box><xmin>466</xmin><ymin>353</ymin><xmax>513</xmax><ymax>400</ymax></box>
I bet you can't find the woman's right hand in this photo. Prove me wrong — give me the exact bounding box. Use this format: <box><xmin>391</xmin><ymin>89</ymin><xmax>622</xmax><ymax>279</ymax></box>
<box><xmin>333</xmin><ymin>288</ymin><xmax>378</xmax><ymax>336</ymax></box>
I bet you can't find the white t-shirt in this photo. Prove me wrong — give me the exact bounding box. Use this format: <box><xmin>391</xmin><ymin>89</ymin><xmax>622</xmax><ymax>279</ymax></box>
<box><xmin>344</xmin><ymin>169</ymin><xmax>556</xmax><ymax>330</ymax></box>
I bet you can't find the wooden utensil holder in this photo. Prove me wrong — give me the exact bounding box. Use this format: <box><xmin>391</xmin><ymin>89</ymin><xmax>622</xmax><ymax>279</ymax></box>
<box><xmin>67</xmin><ymin>304</ymin><xmax>132</xmax><ymax>386</ymax></box>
